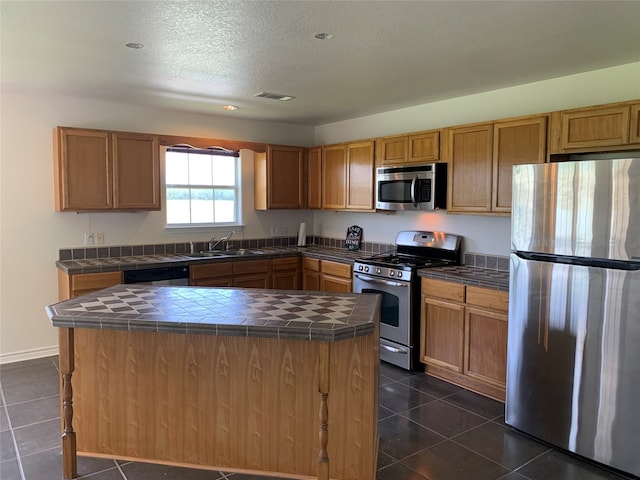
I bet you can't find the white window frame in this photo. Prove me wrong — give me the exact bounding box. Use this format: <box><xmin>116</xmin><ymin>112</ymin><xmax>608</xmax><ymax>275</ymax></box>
<box><xmin>164</xmin><ymin>146</ymin><xmax>242</xmax><ymax>229</ymax></box>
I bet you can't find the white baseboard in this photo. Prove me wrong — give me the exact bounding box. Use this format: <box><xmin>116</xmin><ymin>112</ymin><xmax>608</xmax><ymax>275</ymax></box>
<box><xmin>0</xmin><ymin>345</ymin><xmax>59</xmax><ymax>365</ymax></box>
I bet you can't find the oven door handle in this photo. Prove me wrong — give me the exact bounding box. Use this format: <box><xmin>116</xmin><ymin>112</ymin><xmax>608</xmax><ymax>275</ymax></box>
<box><xmin>354</xmin><ymin>274</ymin><xmax>408</xmax><ymax>288</ymax></box>
<box><xmin>410</xmin><ymin>175</ymin><xmax>418</xmax><ymax>207</ymax></box>
<box><xmin>381</xmin><ymin>344</ymin><xmax>408</xmax><ymax>354</ymax></box>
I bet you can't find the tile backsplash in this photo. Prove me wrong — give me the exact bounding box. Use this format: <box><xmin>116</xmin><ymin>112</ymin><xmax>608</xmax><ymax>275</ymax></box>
<box><xmin>465</xmin><ymin>252</ymin><xmax>510</xmax><ymax>272</ymax></box>
<box><xmin>58</xmin><ymin>236</ymin><xmax>395</xmax><ymax>261</ymax></box>
<box><xmin>59</xmin><ymin>237</ymin><xmax>509</xmax><ymax>271</ymax></box>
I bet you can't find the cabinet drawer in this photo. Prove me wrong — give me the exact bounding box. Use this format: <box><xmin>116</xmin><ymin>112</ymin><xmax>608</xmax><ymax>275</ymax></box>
<box><xmin>422</xmin><ymin>278</ymin><xmax>465</xmax><ymax>303</ymax></box>
<box><xmin>320</xmin><ymin>260</ymin><xmax>352</xmax><ymax>279</ymax></box>
<box><xmin>303</xmin><ymin>257</ymin><xmax>320</xmax><ymax>272</ymax></box>
<box><xmin>72</xmin><ymin>271</ymin><xmax>122</xmax><ymax>292</ymax></box>
<box><xmin>232</xmin><ymin>259</ymin><xmax>270</xmax><ymax>275</ymax></box>
<box><xmin>466</xmin><ymin>286</ymin><xmax>509</xmax><ymax>312</ymax></box>
<box><xmin>272</xmin><ymin>256</ymin><xmax>299</xmax><ymax>271</ymax></box>
<box><xmin>191</xmin><ymin>262</ymin><xmax>233</xmax><ymax>280</ymax></box>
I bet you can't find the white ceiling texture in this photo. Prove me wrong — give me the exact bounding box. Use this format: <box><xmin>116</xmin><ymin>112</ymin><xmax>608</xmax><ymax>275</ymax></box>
<box><xmin>1</xmin><ymin>1</ymin><xmax>639</xmax><ymax>126</ymax></box>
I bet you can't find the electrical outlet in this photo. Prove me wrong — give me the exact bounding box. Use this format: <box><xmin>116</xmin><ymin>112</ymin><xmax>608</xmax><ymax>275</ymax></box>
<box><xmin>84</xmin><ymin>233</ymin><xmax>95</xmax><ymax>246</ymax></box>
<box><xmin>96</xmin><ymin>232</ymin><xmax>105</xmax><ymax>245</ymax></box>
<box><xmin>271</xmin><ymin>226</ymin><xmax>287</xmax><ymax>237</ymax></box>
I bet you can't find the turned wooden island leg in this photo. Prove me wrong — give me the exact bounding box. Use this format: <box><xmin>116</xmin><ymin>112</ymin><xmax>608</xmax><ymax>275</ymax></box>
<box><xmin>317</xmin><ymin>342</ymin><xmax>330</xmax><ymax>480</ymax></box>
<box><xmin>59</xmin><ymin>328</ymin><xmax>77</xmax><ymax>479</ymax></box>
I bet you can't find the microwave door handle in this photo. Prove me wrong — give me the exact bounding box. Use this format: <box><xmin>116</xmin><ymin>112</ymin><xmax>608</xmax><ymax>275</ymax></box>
<box><xmin>410</xmin><ymin>176</ymin><xmax>418</xmax><ymax>207</ymax></box>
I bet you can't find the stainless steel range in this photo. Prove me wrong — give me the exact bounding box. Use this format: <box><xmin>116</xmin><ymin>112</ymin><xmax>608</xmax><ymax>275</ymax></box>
<box><xmin>353</xmin><ymin>231</ymin><xmax>462</xmax><ymax>370</ymax></box>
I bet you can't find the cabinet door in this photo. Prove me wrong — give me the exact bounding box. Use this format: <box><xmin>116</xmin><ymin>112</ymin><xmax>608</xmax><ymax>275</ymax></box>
<box><xmin>307</xmin><ymin>147</ymin><xmax>322</xmax><ymax>209</ymax></box>
<box><xmin>346</xmin><ymin>141</ymin><xmax>374</xmax><ymax>210</ymax></box>
<box><xmin>446</xmin><ymin>124</ymin><xmax>493</xmax><ymax>213</ymax></box>
<box><xmin>379</xmin><ymin>135</ymin><xmax>407</xmax><ymax>165</ymax></box>
<box><xmin>69</xmin><ymin>271</ymin><xmax>122</xmax><ymax>299</ymax></box>
<box><xmin>302</xmin><ymin>271</ymin><xmax>320</xmax><ymax>291</ymax></box>
<box><xmin>322</xmin><ymin>145</ymin><xmax>347</xmax><ymax>209</ymax></box>
<box><xmin>267</xmin><ymin>145</ymin><xmax>305</xmax><ymax>208</ymax></box>
<box><xmin>492</xmin><ymin>116</ymin><xmax>547</xmax><ymax>213</ymax></box>
<box><xmin>630</xmin><ymin>103</ymin><xmax>640</xmax><ymax>144</ymax></box>
<box><xmin>420</xmin><ymin>297</ymin><xmax>465</xmax><ymax>372</ymax></box>
<box><xmin>464</xmin><ymin>306</ymin><xmax>508</xmax><ymax>389</ymax></box>
<box><xmin>112</xmin><ymin>132</ymin><xmax>160</xmax><ymax>209</ymax></box>
<box><xmin>189</xmin><ymin>262</ymin><xmax>233</xmax><ymax>285</ymax></box>
<box><xmin>408</xmin><ymin>131</ymin><xmax>440</xmax><ymax>163</ymax></box>
<box><xmin>272</xmin><ymin>257</ymin><xmax>300</xmax><ymax>290</ymax></box>
<box><xmin>54</xmin><ymin>128</ymin><xmax>112</xmax><ymax>211</ymax></box>
<box><xmin>320</xmin><ymin>275</ymin><xmax>352</xmax><ymax>293</ymax></box>
<box><xmin>233</xmin><ymin>274</ymin><xmax>270</xmax><ymax>289</ymax></box>
<box><xmin>561</xmin><ymin>105</ymin><xmax>630</xmax><ymax>149</ymax></box>
<box><xmin>192</xmin><ymin>277</ymin><xmax>233</xmax><ymax>287</ymax></box>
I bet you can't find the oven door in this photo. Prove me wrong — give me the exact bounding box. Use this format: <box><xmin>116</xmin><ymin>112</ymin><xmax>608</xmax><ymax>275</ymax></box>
<box><xmin>353</xmin><ymin>272</ymin><xmax>413</xmax><ymax>368</ymax></box>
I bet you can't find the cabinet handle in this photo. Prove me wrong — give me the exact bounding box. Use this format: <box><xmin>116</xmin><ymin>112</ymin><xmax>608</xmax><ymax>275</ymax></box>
<box><xmin>381</xmin><ymin>344</ymin><xmax>408</xmax><ymax>354</ymax></box>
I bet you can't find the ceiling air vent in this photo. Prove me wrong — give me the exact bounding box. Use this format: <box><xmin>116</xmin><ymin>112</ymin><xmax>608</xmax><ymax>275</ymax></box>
<box><xmin>253</xmin><ymin>92</ymin><xmax>295</xmax><ymax>101</ymax></box>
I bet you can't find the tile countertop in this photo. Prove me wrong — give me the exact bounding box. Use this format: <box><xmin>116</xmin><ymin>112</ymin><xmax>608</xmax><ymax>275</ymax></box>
<box><xmin>56</xmin><ymin>245</ymin><xmax>366</xmax><ymax>275</ymax></box>
<box><xmin>418</xmin><ymin>265</ymin><xmax>510</xmax><ymax>292</ymax></box>
<box><xmin>46</xmin><ymin>285</ymin><xmax>381</xmax><ymax>342</ymax></box>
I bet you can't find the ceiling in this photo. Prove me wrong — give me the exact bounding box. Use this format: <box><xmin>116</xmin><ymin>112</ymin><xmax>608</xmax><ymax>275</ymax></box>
<box><xmin>1</xmin><ymin>1</ymin><xmax>639</xmax><ymax>126</ymax></box>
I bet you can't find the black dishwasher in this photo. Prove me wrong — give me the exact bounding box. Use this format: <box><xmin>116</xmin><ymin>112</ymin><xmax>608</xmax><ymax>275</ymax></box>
<box><xmin>123</xmin><ymin>266</ymin><xmax>189</xmax><ymax>286</ymax></box>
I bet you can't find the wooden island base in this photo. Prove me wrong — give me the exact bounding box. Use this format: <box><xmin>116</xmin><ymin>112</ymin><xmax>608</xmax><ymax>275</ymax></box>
<box><xmin>58</xmin><ymin>327</ymin><xmax>379</xmax><ymax>480</ymax></box>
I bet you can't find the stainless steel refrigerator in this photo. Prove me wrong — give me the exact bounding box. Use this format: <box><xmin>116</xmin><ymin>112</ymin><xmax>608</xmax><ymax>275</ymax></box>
<box><xmin>507</xmin><ymin>157</ymin><xmax>640</xmax><ymax>476</ymax></box>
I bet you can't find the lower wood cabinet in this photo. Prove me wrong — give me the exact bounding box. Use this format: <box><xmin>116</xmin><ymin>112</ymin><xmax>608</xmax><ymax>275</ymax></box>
<box><xmin>420</xmin><ymin>278</ymin><xmax>508</xmax><ymax>402</ymax></box>
<box><xmin>302</xmin><ymin>257</ymin><xmax>321</xmax><ymax>291</ymax></box>
<box><xmin>190</xmin><ymin>260</ymin><xmax>271</xmax><ymax>288</ymax></box>
<box><xmin>58</xmin><ymin>270</ymin><xmax>123</xmax><ymax>300</ymax></box>
<box><xmin>302</xmin><ymin>258</ymin><xmax>352</xmax><ymax>293</ymax></box>
<box><xmin>271</xmin><ymin>257</ymin><xmax>300</xmax><ymax>290</ymax></box>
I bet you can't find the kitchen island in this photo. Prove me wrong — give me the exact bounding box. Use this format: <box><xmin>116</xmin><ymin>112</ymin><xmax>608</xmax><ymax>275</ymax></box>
<box><xmin>46</xmin><ymin>285</ymin><xmax>380</xmax><ymax>480</ymax></box>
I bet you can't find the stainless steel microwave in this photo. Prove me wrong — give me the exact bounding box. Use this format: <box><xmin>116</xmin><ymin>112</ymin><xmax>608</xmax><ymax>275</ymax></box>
<box><xmin>375</xmin><ymin>163</ymin><xmax>447</xmax><ymax>211</ymax></box>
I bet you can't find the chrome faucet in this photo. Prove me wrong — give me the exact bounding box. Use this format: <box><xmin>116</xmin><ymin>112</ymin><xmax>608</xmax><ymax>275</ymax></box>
<box><xmin>209</xmin><ymin>230</ymin><xmax>235</xmax><ymax>251</ymax></box>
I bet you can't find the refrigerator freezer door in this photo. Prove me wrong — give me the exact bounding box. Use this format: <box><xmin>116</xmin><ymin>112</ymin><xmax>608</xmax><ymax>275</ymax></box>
<box><xmin>506</xmin><ymin>254</ymin><xmax>640</xmax><ymax>476</ymax></box>
<box><xmin>511</xmin><ymin>158</ymin><xmax>640</xmax><ymax>261</ymax></box>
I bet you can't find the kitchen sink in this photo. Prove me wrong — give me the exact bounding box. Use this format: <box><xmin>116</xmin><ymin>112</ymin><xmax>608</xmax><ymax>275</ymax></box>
<box><xmin>185</xmin><ymin>249</ymin><xmax>266</xmax><ymax>259</ymax></box>
<box><xmin>224</xmin><ymin>249</ymin><xmax>266</xmax><ymax>256</ymax></box>
<box><xmin>185</xmin><ymin>251</ymin><xmax>228</xmax><ymax>258</ymax></box>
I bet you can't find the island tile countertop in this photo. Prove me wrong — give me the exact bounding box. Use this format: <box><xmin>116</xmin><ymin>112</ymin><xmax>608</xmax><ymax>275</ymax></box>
<box><xmin>56</xmin><ymin>246</ymin><xmax>366</xmax><ymax>275</ymax></box>
<box><xmin>418</xmin><ymin>265</ymin><xmax>509</xmax><ymax>291</ymax></box>
<box><xmin>46</xmin><ymin>285</ymin><xmax>380</xmax><ymax>342</ymax></box>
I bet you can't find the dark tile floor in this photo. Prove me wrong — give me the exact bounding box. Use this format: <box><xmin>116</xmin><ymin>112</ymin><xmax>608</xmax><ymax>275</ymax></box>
<box><xmin>0</xmin><ymin>356</ymin><xmax>636</xmax><ymax>480</ymax></box>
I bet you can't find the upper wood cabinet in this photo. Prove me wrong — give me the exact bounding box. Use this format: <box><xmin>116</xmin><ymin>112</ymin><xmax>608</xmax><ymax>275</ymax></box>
<box><xmin>322</xmin><ymin>141</ymin><xmax>375</xmax><ymax>211</ymax></box>
<box><xmin>254</xmin><ymin>145</ymin><xmax>306</xmax><ymax>209</ymax></box>
<box><xmin>445</xmin><ymin>123</ymin><xmax>494</xmax><ymax>214</ymax></box>
<box><xmin>378</xmin><ymin>130</ymin><xmax>440</xmax><ymax>166</ymax></box>
<box><xmin>321</xmin><ymin>145</ymin><xmax>347</xmax><ymax>209</ymax></box>
<box><xmin>54</xmin><ymin>127</ymin><xmax>160</xmax><ymax>212</ymax></box>
<box><xmin>492</xmin><ymin>116</ymin><xmax>547</xmax><ymax>213</ymax></box>
<box><xmin>307</xmin><ymin>147</ymin><xmax>322</xmax><ymax>209</ymax></box>
<box><xmin>549</xmin><ymin>100</ymin><xmax>640</xmax><ymax>153</ymax></box>
<box><xmin>346</xmin><ymin>141</ymin><xmax>375</xmax><ymax>210</ymax></box>
<box><xmin>445</xmin><ymin>115</ymin><xmax>547</xmax><ymax>215</ymax></box>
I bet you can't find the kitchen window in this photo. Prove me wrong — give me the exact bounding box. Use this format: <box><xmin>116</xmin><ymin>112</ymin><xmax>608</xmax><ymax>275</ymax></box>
<box><xmin>165</xmin><ymin>146</ymin><xmax>241</xmax><ymax>227</ymax></box>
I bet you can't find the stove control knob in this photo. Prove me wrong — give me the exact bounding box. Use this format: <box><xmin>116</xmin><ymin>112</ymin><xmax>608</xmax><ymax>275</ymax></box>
<box><xmin>389</xmin><ymin>270</ymin><xmax>395</xmax><ymax>276</ymax></box>
<box><xmin>365</xmin><ymin>266</ymin><xmax>369</xmax><ymax>273</ymax></box>
<box><xmin>397</xmin><ymin>271</ymin><xmax>403</xmax><ymax>278</ymax></box>
<box><xmin>358</xmin><ymin>265</ymin><xmax>363</xmax><ymax>271</ymax></box>
<box><xmin>376</xmin><ymin>268</ymin><xmax>381</xmax><ymax>274</ymax></box>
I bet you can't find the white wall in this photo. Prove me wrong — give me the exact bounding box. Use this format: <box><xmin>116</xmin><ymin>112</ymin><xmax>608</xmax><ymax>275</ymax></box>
<box><xmin>313</xmin><ymin>62</ymin><xmax>640</xmax><ymax>253</ymax></box>
<box><xmin>0</xmin><ymin>90</ymin><xmax>314</xmax><ymax>362</ymax></box>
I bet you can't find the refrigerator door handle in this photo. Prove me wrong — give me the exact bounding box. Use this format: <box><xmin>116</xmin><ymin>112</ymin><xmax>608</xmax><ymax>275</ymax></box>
<box><xmin>515</xmin><ymin>251</ymin><xmax>640</xmax><ymax>271</ymax></box>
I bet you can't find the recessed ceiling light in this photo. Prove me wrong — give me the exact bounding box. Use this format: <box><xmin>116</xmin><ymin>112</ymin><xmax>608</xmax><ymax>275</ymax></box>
<box><xmin>222</xmin><ymin>105</ymin><xmax>239</xmax><ymax>111</ymax></box>
<box><xmin>125</xmin><ymin>42</ymin><xmax>144</xmax><ymax>49</ymax></box>
<box><xmin>314</xmin><ymin>33</ymin><xmax>333</xmax><ymax>40</ymax></box>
